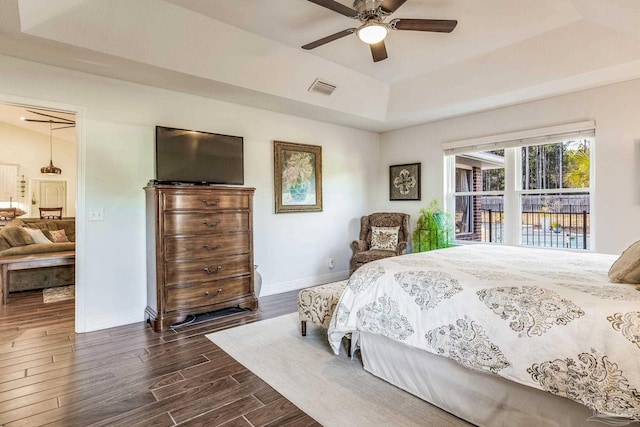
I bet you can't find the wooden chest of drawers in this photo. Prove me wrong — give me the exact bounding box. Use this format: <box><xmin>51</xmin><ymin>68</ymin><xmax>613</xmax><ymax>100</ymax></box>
<box><xmin>145</xmin><ymin>185</ymin><xmax>257</xmax><ymax>332</ymax></box>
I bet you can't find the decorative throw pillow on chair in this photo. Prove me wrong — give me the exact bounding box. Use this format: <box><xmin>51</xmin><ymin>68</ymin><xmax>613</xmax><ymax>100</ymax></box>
<box><xmin>370</xmin><ymin>226</ymin><xmax>400</xmax><ymax>251</ymax></box>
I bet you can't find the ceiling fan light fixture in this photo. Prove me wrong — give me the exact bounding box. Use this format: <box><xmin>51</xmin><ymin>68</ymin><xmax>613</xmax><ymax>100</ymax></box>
<box><xmin>357</xmin><ymin>22</ymin><xmax>388</xmax><ymax>44</ymax></box>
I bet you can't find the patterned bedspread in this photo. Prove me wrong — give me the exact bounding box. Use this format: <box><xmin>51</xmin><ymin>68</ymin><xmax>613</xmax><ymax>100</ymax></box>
<box><xmin>328</xmin><ymin>245</ymin><xmax>640</xmax><ymax>420</ymax></box>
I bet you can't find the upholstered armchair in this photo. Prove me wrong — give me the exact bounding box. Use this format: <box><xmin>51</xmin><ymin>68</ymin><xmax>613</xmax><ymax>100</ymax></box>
<box><xmin>350</xmin><ymin>212</ymin><xmax>410</xmax><ymax>275</ymax></box>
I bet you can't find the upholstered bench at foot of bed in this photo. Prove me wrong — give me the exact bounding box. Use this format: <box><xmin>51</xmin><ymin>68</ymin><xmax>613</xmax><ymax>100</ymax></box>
<box><xmin>297</xmin><ymin>280</ymin><xmax>352</xmax><ymax>354</ymax></box>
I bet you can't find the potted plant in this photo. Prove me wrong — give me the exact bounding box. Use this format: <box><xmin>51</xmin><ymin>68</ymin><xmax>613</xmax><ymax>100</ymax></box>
<box><xmin>412</xmin><ymin>199</ymin><xmax>454</xmax><ymax>252</ymax></box>
<box><xmin>551</xmin><ymin>223</ymin><xmax>563</xmax><ymax>233</ymax></box>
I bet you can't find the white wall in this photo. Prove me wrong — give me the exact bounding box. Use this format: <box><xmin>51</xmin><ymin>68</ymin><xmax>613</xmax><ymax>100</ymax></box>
<box><xmin>379</xmin><ymin>78</ymin><xmax>640</xmax><ymax>255</ymax></box>
<box><xmin>0</xmin><ymin>122</ymin><xmax>77</xmax><ymax>216</ymax></box>
<box><xmin>0</xmin><ymin>55</ymin><xmax>380</xmax><ymax>332</ymax></box>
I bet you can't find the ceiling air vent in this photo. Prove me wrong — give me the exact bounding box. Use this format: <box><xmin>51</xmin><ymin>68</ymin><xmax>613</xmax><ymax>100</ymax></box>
<box><xmin>308</xmin><ymin>79</ymin><xmax>336</xmax><ymax>96</ymax></box>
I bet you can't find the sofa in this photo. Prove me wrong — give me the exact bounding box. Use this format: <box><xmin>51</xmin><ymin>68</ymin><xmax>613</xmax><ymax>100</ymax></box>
<box><xmin>0</xmin><ymin>218</ymin><xmax>75</xmax><ymax>292</ymax></box>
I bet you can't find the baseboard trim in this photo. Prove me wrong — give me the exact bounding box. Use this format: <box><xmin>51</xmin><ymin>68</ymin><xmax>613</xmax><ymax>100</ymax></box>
<box><xmin>260</xmin><ymin>270</ymin><xmax>349</xmax><ymax>297</ymax></box>
<box><xmin>82</xmin><ymin>309</ymin><xmax>145</xmax><ymax>332</ymax></box>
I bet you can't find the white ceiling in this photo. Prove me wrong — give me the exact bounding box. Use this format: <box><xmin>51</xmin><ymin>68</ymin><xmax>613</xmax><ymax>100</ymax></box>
<box><xmin>1</xmin><ymin>0</ymin><xmax>640</xmax><ymax>132</ymax></box>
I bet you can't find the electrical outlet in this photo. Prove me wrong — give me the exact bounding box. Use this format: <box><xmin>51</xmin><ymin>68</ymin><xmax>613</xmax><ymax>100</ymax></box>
<box><xmin>328</xmin><ymin>257</ymin><xmax>335</xmax><ymax>269</ymax></box>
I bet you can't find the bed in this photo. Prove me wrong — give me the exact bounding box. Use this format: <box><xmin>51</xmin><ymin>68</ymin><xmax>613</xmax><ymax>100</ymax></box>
<box><xmin>328</xmin><ymin>244</ymin><xmax>640</xmax><ymax>426</ymax></box>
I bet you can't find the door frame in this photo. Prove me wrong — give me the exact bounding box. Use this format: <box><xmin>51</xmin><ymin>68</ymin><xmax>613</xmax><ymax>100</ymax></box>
<box><xmin>0</xmin><ymin>93</ymin><xmax>86</xmax><ymax>333</ymax></box>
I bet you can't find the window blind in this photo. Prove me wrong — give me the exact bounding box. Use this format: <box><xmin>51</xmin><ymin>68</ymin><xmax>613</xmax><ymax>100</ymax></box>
<box><xmin>442</xmin><ymin>121</ymin><xmax>595</xmax><ymax>156</ymax></box>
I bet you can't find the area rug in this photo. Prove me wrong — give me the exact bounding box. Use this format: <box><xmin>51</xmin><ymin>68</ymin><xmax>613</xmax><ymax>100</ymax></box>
<box><xmin>206</xmin><ymin>312</ymin><xmax>468</xmax><ymax>427</ymax></box>
<box><xmin>43</xmin><ymin>285</ymin><xmax>75</xmax><ymax>303</ymax></box>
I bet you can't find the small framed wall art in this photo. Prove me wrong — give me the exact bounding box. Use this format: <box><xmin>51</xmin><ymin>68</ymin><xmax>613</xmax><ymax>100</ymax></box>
<box><xmin>274</xmin><ymin>141</ymin><xmax>323</xmax><ymax>213</ymax></box>
<box><xmin>389</xmin><ymin>162</ymin><xmax>421</xmax><ymax>201</ymax></box>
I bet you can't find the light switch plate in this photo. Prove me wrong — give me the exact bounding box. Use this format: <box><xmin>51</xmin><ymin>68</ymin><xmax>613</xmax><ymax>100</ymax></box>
<box><xmin>88</xmin><ymin>208</ymin><xmax>104</xmax><ymax>221</ymax></box>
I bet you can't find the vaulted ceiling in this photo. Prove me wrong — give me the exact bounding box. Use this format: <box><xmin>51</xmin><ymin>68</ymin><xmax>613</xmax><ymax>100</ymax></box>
<box><xmin>1</xmin><ymin>0</ymin><xmax>640</xmax><ymax>132</ymax></box>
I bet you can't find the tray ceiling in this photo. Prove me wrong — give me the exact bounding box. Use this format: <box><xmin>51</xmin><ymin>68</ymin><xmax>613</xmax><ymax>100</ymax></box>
<box><xmin>1</xmin><ymin>0</ymin><xmax>640</xmax><ymax>132</ymax></box>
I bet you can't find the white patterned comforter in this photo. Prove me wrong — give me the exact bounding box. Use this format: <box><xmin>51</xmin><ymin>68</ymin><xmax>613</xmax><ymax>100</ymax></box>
<box><xmin>328</xmin><ymin>245</ymin><xmax>640</xmax><ymax>420</ymax></box>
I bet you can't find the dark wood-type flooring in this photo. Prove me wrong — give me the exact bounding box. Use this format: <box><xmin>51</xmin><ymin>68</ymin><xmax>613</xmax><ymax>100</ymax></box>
<box><xmin>0</xmin><ymin>289</ymin><xmax>320</xmax><ymax>426</ymax></box>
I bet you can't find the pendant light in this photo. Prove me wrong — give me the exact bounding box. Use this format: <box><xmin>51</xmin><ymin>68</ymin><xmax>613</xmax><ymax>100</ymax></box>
<box><xmin>21</xmin><ymin>109</ymin><xmax>74</xmax><ymax>175</ymax></box>
<box><xmin>41</xmin><ymin>121</ymin><xmax>62</xmax><ymax>175</ymax></box>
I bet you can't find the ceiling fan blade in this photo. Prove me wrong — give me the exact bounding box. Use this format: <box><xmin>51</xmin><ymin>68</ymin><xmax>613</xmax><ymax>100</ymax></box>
<box><xmin>23</xmin><ymin>119</ymin><xmax>72</xmax><ymax>124</ymax></box>
<box><xmin>370</xmin><ymin>41</ymin><xmax>388</xmax><ymax>62</ymax></box>
<box><xmin>302</xmin><ymin>28</ymin><xmax>356</xmax><ymax>50</ymax></box>
<box><xmin>306</xmin><ymin>0</ymin><xmax>359</xmax><ymax>17</ymax></box>
<box><xmin>392</xmin><ymin>18</ymin><xmax>458</xmax><ymax>33</ymax></box>
<box><xmin>26</xmin><ymin>109</ymin><xmax>75</xmax><ymax>124</ymax></box>
<box><xmin>379</xmin><ymin>0</ymin><xmax>407</xmax><ymax>14</ymax></box>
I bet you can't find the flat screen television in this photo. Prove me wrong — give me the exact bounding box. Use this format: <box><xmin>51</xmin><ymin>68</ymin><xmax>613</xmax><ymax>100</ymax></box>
<box><xmin>155</xmin><ymin>126</ymin><xmax>244</xmax><ymax>185</ymax></box>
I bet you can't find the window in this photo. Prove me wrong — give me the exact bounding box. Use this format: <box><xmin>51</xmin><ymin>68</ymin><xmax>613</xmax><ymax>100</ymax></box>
<box><xmin>451</xmin><ymin>151</ymin><xmax>505</xmax><ymax>243</ymax></box>
<box><xmin>444</xmin><ymin>123</ymin><xmax>593</xmax><ymax>250</ymax></box>
<box><xmin>519</xmin><ymin>140</ymin><xmax>591</xmax><ymax>249</ymax></box>
<box><xmin>455</xmin><ymin>168</ymin><xmax>473</xmax><ymax>235</ymax></box>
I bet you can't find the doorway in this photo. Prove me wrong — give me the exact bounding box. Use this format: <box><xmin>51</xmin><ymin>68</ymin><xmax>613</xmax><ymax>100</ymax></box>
<box><xmin>0</xmin><ymin>100</ymin><xmax>80</xmax><ymax>328</ymax></box>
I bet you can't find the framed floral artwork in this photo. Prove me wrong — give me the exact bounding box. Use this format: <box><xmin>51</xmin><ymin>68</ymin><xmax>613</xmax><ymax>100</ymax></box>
<box><xmin>389</xmin><ymin>163</ymin><xmax>421</xmax><ymax>201</ymax></box>
<box><xmin>274</xmin><ymin>141</ymin><xmax>323</xmax><ymax>213</ymax></box>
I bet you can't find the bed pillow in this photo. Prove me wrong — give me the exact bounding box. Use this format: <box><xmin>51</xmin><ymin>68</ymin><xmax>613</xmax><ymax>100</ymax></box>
<box><xmin>0</xmin><ymin>226</ymin><xmax>34</xmax><ymax>247</ymax></box>
<box><xmin>22</xmin><ymin>227</ymin><xmax>53</xmax><ymax>244</ymax></box>
<box><xmin>609</xmin><ymin>240</ymin><xmax>640</xmax><ymax>284</ymax></box>
<box><xmin>43</xmin><ymin>229</ymin><xmax>70</xmax><ymax>243</ymax></box>
<box><xmin>370</xmin><ymin>226</ymin><xmax>400</xmax><ymax>251</ymax></box>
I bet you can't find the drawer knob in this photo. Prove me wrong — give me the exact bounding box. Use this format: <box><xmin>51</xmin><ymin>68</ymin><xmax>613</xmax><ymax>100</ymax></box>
<box><xmin>202</xmin><ymin>243</ymin><xmax>222</xmax><ymax>250</ymax></box>
<box><xmin>203</xmin><ymin>219</ymin><xmax>221</xmax><ymax>227</ymax></box>
<box><xmin>202</xmin><ymin>198</ymin><xmax>221</xmax><ymax>206</ymax></box>
<box><xmin>204</xmin><ymin>266</ymin><xmax>222</xmax><ymax>274</ymax></box>
<box><xmin>205</xmin><ymin>289</ymin><xmax>223</xmax><ymax>298</ymax></box>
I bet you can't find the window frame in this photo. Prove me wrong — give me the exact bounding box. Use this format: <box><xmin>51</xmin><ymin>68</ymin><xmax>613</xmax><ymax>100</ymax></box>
<box><xmin>444</xmin><ymin>131</ymin><xmax>594</xmax><ymax>250</ymax></box>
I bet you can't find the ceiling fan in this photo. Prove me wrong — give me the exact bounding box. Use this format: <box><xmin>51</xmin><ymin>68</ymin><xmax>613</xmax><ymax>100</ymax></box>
<box><xmin>21</xmin><ymin>109</ymin><xmax>76</xmax><ymax>130</ymax></box>
<box><xmin>302</xmin><ymin>0</ymin><xmax>457</xmax><ymax>62</ymax></box>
